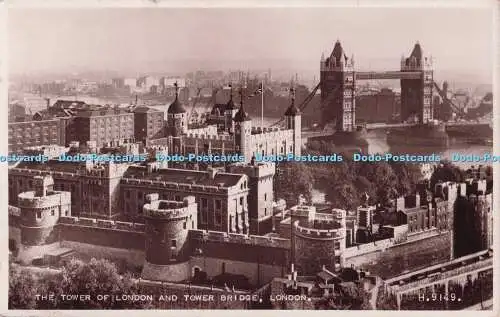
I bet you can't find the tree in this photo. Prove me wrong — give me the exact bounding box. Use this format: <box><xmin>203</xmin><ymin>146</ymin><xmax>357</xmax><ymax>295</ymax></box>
<box><xmin>376</xmin><ymin>286</ymin><xmax>398</xmax><ymax>310</ymax></box>
<box><xmin>326</xmin><ymin>183</ymin><xmax>360</xmax><ymax>211</ymax></box>
<box><xmin>274</xmin><ymin>162</ymin><xmax>314</xmax><ymax>207</ymax></box>
<box><xmin>390</xmin><ymin>163</ymin><xmax>422</xmax><ymax>197</ymax></box>
<box><xmin>314</xmin><ymin>282</ymin><xmax>372</xmax><ymax>310</ymax></box>
<box><xmin>37</xmin><ymin>258</ymin><xmax>142</xmax><ymax>309</ymax></box>
<box><xmin>430</xmin><ymin>160</ymin><xmax>465</xmax><ymax>189</ymax></box>
<box><xmin>9</xmin><ymin>265</ymin><xmax>38</xmax><ymax>309</ymax></box>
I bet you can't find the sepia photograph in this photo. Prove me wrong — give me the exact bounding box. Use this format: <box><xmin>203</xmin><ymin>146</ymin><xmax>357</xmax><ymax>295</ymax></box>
<box><xmin>5</xmin><ymin>1</ymin><xmax>496</xmax><ymax>312</ymax></box>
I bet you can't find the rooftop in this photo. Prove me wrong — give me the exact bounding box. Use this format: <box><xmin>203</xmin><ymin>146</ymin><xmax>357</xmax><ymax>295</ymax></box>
<box><xmin>123</xmin><ymin>166</ymin><xmax>244</xmax><ymax>188</ymax></box>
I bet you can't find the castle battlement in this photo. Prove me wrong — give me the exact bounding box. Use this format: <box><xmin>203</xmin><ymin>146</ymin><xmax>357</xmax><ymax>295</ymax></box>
<box><xmin>10</xmin><ymin>163</ymin><xmax>127</xmax><ymax>179</ymax></box>
<box><xmin>143</xmin><ymin>196</ymin><xmax>197</xmax><ymax>220</ymax></box>
<box><xmin>186</xmin><ymin>133</ymin><xmax>233</xmax><ymax>141</ymax></box>
<box><xmin>249</xmin><ymin>129</ymin><xmax>293</xmax><ymax>142</ymax></box>
<box><xmin>251</xmin><ymin>126</ymin><xmax>283</xmax><ymax>134</ymax></box>
<box><xmin>343</xmin><ymin>238</ymin><xmax>395</xmax><ymax>258</ymax></box>
<box><xmin>58</xmin><ymin>216</ymin><xmax>146</xmax><ymax>232</ymax></box>
<box><xmin>293</xmin><ymin>220</ymin><xmax>345</xmax><ymax>239</ymax></box>
<box><xmin>18</xmin><ymin>191</ymin><xmax>71</xmax><ymax>209</ymax></box>
<box><xmin>121</xmin><ymin>178</ymin><xmax>229</xmax><ymax>194</ymax></box>
<box><xmin>227</xmin><ymin>161</ymin><xmax>276</xmax><ymax>178</ymax></box>
<box><xmin>189</xmin><ymin>229</ymin><xmax>290</xmax><ymax>249</ymax></box>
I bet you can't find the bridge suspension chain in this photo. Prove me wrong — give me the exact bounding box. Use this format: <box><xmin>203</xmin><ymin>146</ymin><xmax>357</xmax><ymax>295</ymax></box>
<box><xmin>432</xmin><ymin>81</ymin><xmax>465</xmax><ymax>117</ymax></box>
<box><xmin>269</xmin><ymin>82</ymin><xmax>322</xmax><ymax>127</ymax></box>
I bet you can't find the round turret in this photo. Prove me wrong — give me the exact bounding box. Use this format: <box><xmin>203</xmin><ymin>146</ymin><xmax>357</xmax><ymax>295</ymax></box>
<box><xmin>167</xmin><ymin>83</ymin><xmax>186</xmax><ymax>114</ymax></box>
<box><xmin>143</xmin><ymin>195</ymin><xmax>197</xmax><ymax>265</ymax></box>
<box><xmin>293</xmin><ymin>209</ymin><xmax>346</xmax><ymax>275</ymax></box>
<box><xmin>18</xmin><ymin>175</ymin><xmax>71</xmax><ymax>246</ymax></box>
<box><xmin>141</xmin><ymin>194</ymin><xmax>197</xmax><ymax>282</ymax></box>
<box><xmin>166</xmin><ymin>82</ymin><xmax>188</xmax><ymax>136</ymax></box>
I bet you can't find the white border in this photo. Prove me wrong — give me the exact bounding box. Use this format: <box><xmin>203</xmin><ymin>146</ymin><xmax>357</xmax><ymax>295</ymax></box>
<box><xmin>0</xmin><ymin>0</ymin><xmax>498</xmax><ymax>316</ymax></box>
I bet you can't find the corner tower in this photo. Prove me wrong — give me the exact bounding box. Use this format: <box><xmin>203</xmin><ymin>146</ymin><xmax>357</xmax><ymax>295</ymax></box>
<box><xmin>234</xmin><ymin>88</ymin><xmax>252</xmax><ymax>162</ymax></box>
<box><xmin>400</xmin><ymin>42</ymin><xmax>434</xmax><ymax>124</ymax></box>
<box><xmin>320</xmin><ymin>40</ymin><xmax>356</xmax><ymax>131</ymax></box>
<box><xmin>18</xmin><ymin>175</ymin><xmax>71</xmax><ymax>246</ymax></box>
<box><xmin>141</xmin><ymin>194</ymin><xmax>198</xmax><ymax>282</ymax></box>
<box><xmin>167</xmin><ymin>82</ymin><xmax>187</xmax><ymax>153</ymax></box>
<box><xmin>224</xmin><ymin>84</ymin><xmax>238</xmax><ymax>133</ymax></box>
<box><xmin>285</xmin><ymin>87</ymin><xmax>302</xmax><ymax>157</ymax></box>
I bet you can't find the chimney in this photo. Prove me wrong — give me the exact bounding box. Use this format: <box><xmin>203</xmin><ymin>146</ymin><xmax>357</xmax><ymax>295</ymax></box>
<box><xmin>46</xmin><ymin>98</ymin><xmax>50</xmax><ymax>110</ymax></box>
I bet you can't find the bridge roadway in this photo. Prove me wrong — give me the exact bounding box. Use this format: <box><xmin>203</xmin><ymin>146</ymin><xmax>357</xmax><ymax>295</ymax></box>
<box><xmin>355</xmin><ymin>71</ymin><xmax>422</xmax><ymax>80</ymax></box>
<box><xmin>301</xmin><ymin>121</ymin><xmax>491</xmax><ymax>138</ymax></box>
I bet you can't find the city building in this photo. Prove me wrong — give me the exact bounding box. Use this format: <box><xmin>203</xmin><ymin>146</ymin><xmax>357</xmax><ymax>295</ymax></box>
<box><xmin>9</xmin><ymin>159</ymin><xmax>130</xmax><ymax>219</ymax></box>
<box><xmin>120</xmin><ymin>165</ymin><xmax>250</xmax><ymax>233</ymax></box>
<box><xmin>8</xmin><ymin>175</ymin><xmax>489</xmax><ymax>292</ymax></box>
<box><xmin>133</xmin><ymin>106</ymin><xmax>165</xmax><ymax>144</ymax></box>
<box><xmin>8</xmin><ymin>119</ymin><xmax>65</xmax><ymax>154</ymax></box>
<box><xmin>154</xmin><ymin>83</ymin><xmax>301</xmax><ymax>164</ymax></box>
<box><xmin>453</xmin><ymin>179</ymin><xmax>493</xmax><ymax>257</ymax></box>
<box><xmin>68</xmin><ymin>106</ymin><xmax>135</xmax><ymax>148</ymax></box>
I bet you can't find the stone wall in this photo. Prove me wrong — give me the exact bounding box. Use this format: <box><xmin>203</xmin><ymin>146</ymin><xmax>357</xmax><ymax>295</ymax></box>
<box><xmin>58</xmin><ymin>219</ymin><xmax>145</xmax><ymax>250</ymax></box>
<box><xmin>60</xmin><ymin>240</ymin><xmax>145</xmax><ymax>267</ymax></box>
<box><xmin>189</xmin><ymin>256</ymin><xmax>285</xmax><ymax>287</ymax></box>
<box><xmin>344</xmin><ymin>231</ymin><xmax>452</xmax><ymax>279</ymax></box>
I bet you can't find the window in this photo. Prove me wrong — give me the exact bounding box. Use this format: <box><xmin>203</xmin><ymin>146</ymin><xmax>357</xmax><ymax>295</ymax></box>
<box><xmin>171</xmin><ymin>240</ymin><xmax>177</xmax><ymax>248</ymax></box>
<box><xmin>215</xmin><ymin>211</ymin><xmax>222</xmax><ymax>225</ymax></box>
<box><xmin>264</xmin><ymin>193</ymin><xmax>267</xmax><ymax>201</ymax></box>
<box><xmin>264</xmin><ymin>208</ymin><xmax>267</xmax><ymax>216</ymax></box>
<box><xmin>36</xmin><ymin>211</ymin><xmax>42</xmax><ymax>218</ymax></box>
<box><xmin>240</xmin><ymin>197</ymin><xmax>243</xmax><ymax>206</ymax></box>
<box><xmin>201</xmin><ymin>198</ymin><xmax>208</xmax><ymax>208</ymax></box>
<box><xmin>183</xmin><ymin>222</ymin><xmax>186</xmax><ymax>229</ymax></box>
<box><xmin>51</xmin><ymin>209</ymin><xmax>55</xmax><ymax>216</ymax></box>
<box><xmin>175</xmin><ymin>195</ymin><xmax>181</xmax><ymax>201</ymax></box>
<box><xmin>215</xmin><ymin>200</ymin><xmax>221</xmax><ymax>210</ymax></box>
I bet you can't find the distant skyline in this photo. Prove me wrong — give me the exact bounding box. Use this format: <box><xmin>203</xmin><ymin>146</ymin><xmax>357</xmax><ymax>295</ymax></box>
<box><xmin>8</xmin><ymin>7</ymin><xmax>494</xmax><ymax>83</ymax></box>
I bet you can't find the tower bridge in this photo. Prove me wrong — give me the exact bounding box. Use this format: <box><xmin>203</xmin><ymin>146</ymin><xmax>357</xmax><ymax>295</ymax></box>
<box><xmin>281</xmin><ymin>40</ymin><xmax>492</xmax><ymax>147</ymax></box>
<box><xmin>320</xmin><ymin>40</ymin><xmax>434</xmax><ymax>131</ymax></box>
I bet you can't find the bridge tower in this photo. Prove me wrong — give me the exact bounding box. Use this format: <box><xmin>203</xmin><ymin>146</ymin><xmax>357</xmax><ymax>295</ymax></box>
<box><xmin>400</xmin><ymin>42</ymin><xmax>434</xmax><ymax>124</ymax></box>
<box><xmin>320</xmin><ymin>40</ymin><xmax>356</xmax><ymax>131</ymax></box>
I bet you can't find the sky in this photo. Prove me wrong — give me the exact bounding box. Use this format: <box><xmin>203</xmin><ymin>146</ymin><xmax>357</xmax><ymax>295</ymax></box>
<box><xmin>8</xmin><ymin>7</ymin><xmax>494</xmax><ymax>83</ymax></box>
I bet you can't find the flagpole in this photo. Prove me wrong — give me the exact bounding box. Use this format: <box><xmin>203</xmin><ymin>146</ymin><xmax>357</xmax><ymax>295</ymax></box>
<box><xmin>261</xmin><ymin>79</ymin><xmax>264</xmax><ymax>128</ymax></box>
